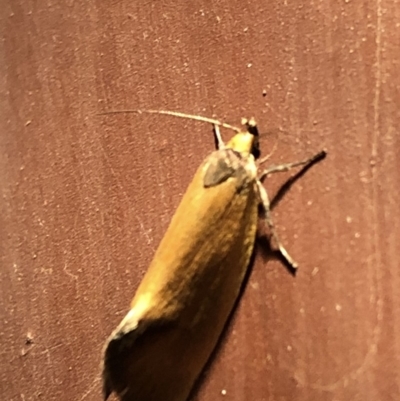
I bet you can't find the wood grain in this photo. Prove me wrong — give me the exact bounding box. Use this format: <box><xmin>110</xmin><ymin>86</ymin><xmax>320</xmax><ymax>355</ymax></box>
<box><xmin>1</xmin><ymin>1</ymin><xmax>399</xmax><ymax>400</ymax></box>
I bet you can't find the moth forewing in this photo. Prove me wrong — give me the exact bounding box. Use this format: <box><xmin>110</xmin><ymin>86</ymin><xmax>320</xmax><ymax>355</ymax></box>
<box><xmin>103</xmin><ymin>127</ymin><xmax>260</xmax><ymax>401</ymax></box>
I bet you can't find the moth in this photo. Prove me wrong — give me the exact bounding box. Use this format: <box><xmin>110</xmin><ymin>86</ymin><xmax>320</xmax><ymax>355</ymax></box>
<box><xmin>102</xmin><ymin>111</ymin><xmax>326</xmax><ymax>401</ymax></box>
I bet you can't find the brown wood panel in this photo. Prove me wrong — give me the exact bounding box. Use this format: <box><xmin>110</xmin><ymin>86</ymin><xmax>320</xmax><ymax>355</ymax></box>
<box><xmin>1</xmin><ymin>1</ymin><xmax>399</xmax><ymax>400</ymax></box>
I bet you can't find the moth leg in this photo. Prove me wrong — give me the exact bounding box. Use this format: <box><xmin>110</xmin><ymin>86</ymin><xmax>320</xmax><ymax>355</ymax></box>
<box><xmin>257</xmin><ymin>151</ymin><xmax>326</xmax><ymax>268</ymax></box>
<box><xmin>258</xmin><ymin>151</ymin><xmax>326</xmax><ymax>181</ymax></box>
<box><xmin>256</xmin><ymin>180</ymin><xmax>298</xmax><ymax>269</ymax></box>
<box><xmin>213</xmin><ymin>124</ymin><xmax>225</xmax><ymax>150</ymax></box>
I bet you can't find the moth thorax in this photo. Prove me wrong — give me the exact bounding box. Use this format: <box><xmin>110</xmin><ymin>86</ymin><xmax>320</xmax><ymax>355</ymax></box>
<box><xmin>227</xmin><ymin>132</ymin><xmax>256</xmax><ymax>157</ymax></box>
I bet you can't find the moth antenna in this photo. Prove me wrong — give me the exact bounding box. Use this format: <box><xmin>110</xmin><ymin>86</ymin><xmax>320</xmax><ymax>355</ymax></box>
<box><xmin>99</xmin><ymin>109</ymin><xmax>241</xmax><ymax>132</ymax></box>
<box><xmin>213</xmin><ymin>124</ymin><xmax>226</xmax><ymax>149</ymax></box>
<box><xmin>258</xmin><ymin>140</ymin><xmax>278</xmax><ymax>166</ymax></box>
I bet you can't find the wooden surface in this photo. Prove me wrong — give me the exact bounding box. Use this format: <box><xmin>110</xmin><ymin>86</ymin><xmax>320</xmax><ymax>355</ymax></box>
<box><xmin>1</xmin><ymin>1</ymin><xmax>400</xmax><ymax>400</ymax></box>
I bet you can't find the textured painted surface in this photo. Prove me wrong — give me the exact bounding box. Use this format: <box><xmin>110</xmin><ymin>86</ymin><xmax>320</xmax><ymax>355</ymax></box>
<box><xmin>1</xmin><ymin>1</ymin><xmax>399</xmax><ymax>401</ymax></box>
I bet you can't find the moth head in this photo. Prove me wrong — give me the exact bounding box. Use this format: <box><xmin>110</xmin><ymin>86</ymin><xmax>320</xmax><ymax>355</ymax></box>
<box><xmin>225</xmin><ymin>117</ymin><xmax>260</xmax><ymax>160</ymax></box>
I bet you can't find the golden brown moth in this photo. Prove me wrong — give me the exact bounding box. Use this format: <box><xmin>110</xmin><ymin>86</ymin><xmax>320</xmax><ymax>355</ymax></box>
<box><xmin>102</xmin><ymin>110</ymin><xmax>326</xmax><ymax>401</ymax></box>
